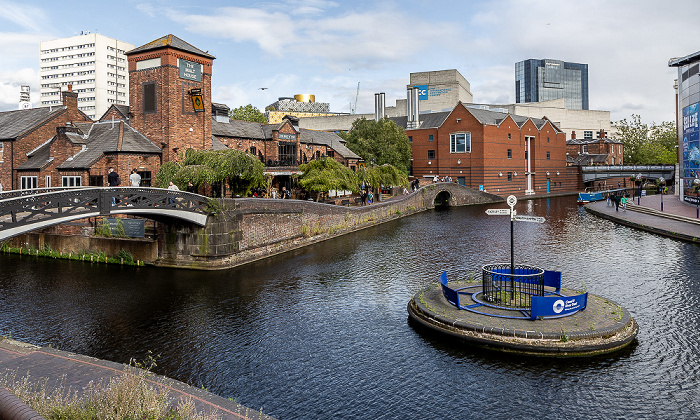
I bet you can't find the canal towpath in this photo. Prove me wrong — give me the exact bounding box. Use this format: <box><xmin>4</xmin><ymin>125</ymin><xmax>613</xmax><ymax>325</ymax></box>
<box><xmin>0</xmin><ymin>338</ymin><xmax>273</xmax><ymax>419</ymax></box>
<box><xmin>585</xmin><ymin>193</ymin><xmax>700</xmax><ymax>242</ymax></box>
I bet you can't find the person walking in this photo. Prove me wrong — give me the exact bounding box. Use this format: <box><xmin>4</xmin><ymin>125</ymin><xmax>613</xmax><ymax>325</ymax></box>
<box><xmin>107</xmin><ymin>167</ymin><xmax>120</xmax><ymax>205</ymax></box>
<box><xmin>186</xmin><ymin>181</ymin><xmax>196</xmax><ymax>193</ymax></box>
<box><xmin>129</xmin><ymin>169</ymin><xmax>141</xmax><ymax>187</ymax></box>
<box><xmin>613</xmin><ymin>193</ymin><xmax>620</xmax><ymax>212</ymax></box>
<box><xmin>621</xmin><ymin>195</ymin><xmax>627</xmax><ymax>211</ymax></box>
<box><xmin>167</xmin><ymin>181</ymin><xmax>179</xmax><ymax>205</ymax></box>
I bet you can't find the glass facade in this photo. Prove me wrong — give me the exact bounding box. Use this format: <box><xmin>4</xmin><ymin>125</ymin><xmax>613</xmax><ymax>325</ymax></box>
<box><xmin>515</xmin><ymin>59</ymin><xmax>589</xmax><ymax>110</ymax></box>
<box><xmin>671</xmin><ymin>51</ymin><xmax>700</xmax><ymax>203</ymax></box>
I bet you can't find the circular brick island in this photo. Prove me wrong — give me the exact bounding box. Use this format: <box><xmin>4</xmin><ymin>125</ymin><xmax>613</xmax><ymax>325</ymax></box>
<box><xmin>407</xmin><ymin>274</ymin><xmax>638</xmax><ymax>357</ymax></box>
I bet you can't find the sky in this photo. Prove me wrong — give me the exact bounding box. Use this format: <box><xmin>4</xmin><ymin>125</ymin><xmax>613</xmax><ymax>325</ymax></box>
<box><xmin>0</xmin><ymin>0</ymin><xmax>698</xmax><ymax>124</ymax></box>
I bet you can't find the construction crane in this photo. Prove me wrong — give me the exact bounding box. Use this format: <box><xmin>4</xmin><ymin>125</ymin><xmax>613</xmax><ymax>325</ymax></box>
<box><xmin>350</xmin><ymin>82</ymin><xmax>360</xmax><ymax>114</ymax></box>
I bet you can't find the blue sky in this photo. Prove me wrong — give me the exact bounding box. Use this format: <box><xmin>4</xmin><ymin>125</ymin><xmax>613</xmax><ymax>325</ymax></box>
<box><xmin>1</xmin><ymin>0</ymin><xmax>698</xmax><ymax>124</ymax></box>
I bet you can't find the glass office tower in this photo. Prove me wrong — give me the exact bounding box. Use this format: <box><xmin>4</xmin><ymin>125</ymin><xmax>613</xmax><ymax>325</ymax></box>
<box><xmin>515</xmin><ymin>59</ymin><xmax>589</xmax><ymax>110</ymax></box>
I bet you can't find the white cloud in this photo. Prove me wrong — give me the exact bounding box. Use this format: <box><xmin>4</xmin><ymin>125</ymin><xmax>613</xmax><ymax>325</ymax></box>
<box><xmin>0</xmin><ymin>68</ymin><xmax>39</xmax><ymax>110</ymax></box>
<box><xmin>0</xmin><ymin>1</ymin><xmax>50</xmax><ymax>32</ymax></box>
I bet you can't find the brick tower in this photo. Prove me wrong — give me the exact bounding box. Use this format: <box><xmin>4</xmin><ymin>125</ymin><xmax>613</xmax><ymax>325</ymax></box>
<box><xmin>125</xmin><ymin>35</ymin><xmax>215</xmax><ymax>162</ymax></box>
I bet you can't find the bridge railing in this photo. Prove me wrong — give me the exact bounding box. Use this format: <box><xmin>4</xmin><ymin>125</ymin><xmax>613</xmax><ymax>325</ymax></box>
<box><xmin>0</xmin><ymin>188</ymin><xmax>211</xmax><ymax>241</ymax></box>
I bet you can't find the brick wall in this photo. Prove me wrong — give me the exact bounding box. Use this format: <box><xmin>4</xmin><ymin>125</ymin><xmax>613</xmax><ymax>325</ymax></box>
<box><xmin>155</xmin><ymin>183</ymin><xmax>503</xmax><ymax>269</ymax></box>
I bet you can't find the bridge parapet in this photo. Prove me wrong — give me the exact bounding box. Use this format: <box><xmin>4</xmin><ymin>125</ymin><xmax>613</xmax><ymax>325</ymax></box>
<box><xmin>581</xmin><ymin>165</ymin><xmax>675</xmax><ymax>183</ymax></box>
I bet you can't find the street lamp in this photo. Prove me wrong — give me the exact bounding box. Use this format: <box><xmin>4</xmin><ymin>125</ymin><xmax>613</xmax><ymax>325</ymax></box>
<box><xmin>658</xmin><ymin>176</ymin><xmax>665</xmax><ymax>212</ymax></box>
<box><xmin>636</xmin><ymin>173</ymin><xmax>643</xmax><ymax>205</ymax></box>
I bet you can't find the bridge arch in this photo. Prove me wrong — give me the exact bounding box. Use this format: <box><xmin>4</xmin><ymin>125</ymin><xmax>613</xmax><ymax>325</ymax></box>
<box><xmin>420</xmin><ymin>182</ymin><xmax>503</xmax><ymax>209</ymax></box>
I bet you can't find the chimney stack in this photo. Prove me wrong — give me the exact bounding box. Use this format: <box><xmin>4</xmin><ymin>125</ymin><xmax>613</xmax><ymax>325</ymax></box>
<box><xmin>571</xmin><ymin>131</ymin><xmax>576</xmax><ymax>140</ymax></box>
<box><xmin>374</xmin><ymin>92</ymin><xmax>385</xmax><ymax>121</ymax></box>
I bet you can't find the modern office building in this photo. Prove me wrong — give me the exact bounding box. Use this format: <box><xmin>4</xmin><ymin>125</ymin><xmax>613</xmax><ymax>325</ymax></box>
<box><xmin>669</xmin><ymin>50</ymin><xmax>700</xmax><ymax>204</ymax></box>
<box><xmin>39</xmin><ymin>32</ymin><xmax>134</xmax><ymax>120</ymax></box>
<box><xmin>515</xmin><ymin>59</ymin><xmax>589</xmax><ymax>110</ymax></box>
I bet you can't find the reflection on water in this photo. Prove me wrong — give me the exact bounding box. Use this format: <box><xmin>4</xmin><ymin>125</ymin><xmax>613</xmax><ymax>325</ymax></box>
<box><xmin>1</xmin><ymin>196</ymin><xmax>699</xmax><ymax>419</ymax></box>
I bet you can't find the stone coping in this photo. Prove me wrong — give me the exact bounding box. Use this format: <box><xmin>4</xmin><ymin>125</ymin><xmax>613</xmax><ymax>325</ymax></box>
<box><xmin>408</xmin><ymin>281</ymin><xmax>638</xmax><ymax>357</ymax></box>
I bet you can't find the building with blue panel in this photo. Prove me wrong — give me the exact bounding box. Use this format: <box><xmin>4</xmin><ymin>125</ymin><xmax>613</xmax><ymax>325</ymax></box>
<box><xmin>670</xmin><ymin>50</ymin><xmax>700</xmax><ymax>204</ymax></box>
<box><xmin>515</xmin><ymin>59</ymin><xmax>589</xmax><ymax>110</ymax></box>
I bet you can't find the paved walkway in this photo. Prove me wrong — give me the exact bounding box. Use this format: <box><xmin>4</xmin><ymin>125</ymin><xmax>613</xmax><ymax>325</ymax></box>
<box><xmin>0</xmin><ymin>339</ymin><xmax>273</xmax><ymax>419</ymax></box>
<box><xmin>585</xmin><ymin>194</ymin><xmax>700</xmax><ymax>242</ymax></box>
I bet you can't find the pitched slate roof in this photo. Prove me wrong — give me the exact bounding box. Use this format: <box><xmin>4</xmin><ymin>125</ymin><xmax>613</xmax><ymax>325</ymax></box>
<box><xmin>16</xmin><ymin>139</ymin><xmax>54</xmax><ymax>170</ymax></box>
<box><xmin>126</xmin><ymin>34</ymin><xmax>215</xmax><ymax>59</ymax></box>
<box><xmin>391</xmin><ymin>104</ymin><xmax>560</xmax><ymax>132</ymax></box>
<box><xmin>0</xmin><ymin>107</ymin><xmax>65</xmax><ymax>140</ymax></box>
<box><xmin>212</xmin><ymin>119</ymin><xmax>266</xmax><ymax>140</ymax></box>
<box><xmin>98</xmin><ymin>104</ymin><xmax>131</xmax><ymax>121</ymax></box>
<box><xmin>300</xmin><ymin>129</ymin><xmax>360</xmax><ymax>159</ymax></box>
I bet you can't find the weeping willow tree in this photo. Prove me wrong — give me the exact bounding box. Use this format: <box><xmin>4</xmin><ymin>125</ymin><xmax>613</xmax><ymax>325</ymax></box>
<box><xmin>355</xmin><ymin>164</ymin><xmax>408</xmax><ymax>193</ymax></box>
<box><xmin>298</xmin><ymin>158</ymin><xmax>357</xmax><ymax>201</ymax></box>
<box><xmin>154</xmin><ymin>149</ymin><xmax>264</xmax><ymax>196</ymax></box>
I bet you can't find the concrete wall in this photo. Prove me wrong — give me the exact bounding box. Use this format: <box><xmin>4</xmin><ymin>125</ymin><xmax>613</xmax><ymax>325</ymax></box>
<box><xmin>154</xmin><ymin>183</ymin><xmax>502</xmax><ymax>270</ymax></box>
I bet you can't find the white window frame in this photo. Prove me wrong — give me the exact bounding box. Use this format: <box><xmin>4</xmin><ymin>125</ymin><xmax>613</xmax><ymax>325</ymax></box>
<box><xmin>450</xmin><ymin>132</ymin><xmax>471</xmax><ymax>153</ymax></box>
<box><xmin>21</xmin><ymin>176</ymin><xmax>38</xmax><ymax>190</ymax></box>
<box><xmin>45</xmin><ymin>175</ymin><xmax>51</xmax><ymax>188</ymax></box>
<box><xmin>62</xmin><ymin>176</ymin><xmax>82</xmax><ymax>187</ymax></box>
<box><xmin>583</xmin><ymin>130</ymin><xmax>593</xmax><ymax>139</ymax></box>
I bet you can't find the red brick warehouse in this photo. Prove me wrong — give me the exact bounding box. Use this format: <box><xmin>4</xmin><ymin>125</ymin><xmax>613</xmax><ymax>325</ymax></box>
<box><xmin>393</xmin><ymin>102</ymin><xmax>579</xmax><ymax>196</ymax></box>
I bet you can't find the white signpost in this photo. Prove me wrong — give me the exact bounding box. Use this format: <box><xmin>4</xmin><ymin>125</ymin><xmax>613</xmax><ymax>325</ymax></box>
<box><xmin>485</xmin><ymin>196</ymin><xmax>546</xmax><ymax>292</ymax></box>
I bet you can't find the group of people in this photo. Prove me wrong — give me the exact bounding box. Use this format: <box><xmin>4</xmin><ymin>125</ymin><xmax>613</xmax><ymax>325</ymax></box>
<box><xmin>606</xmin><ymin>192</ymin><xmax>629</xmax><ymax>212</ymax></box>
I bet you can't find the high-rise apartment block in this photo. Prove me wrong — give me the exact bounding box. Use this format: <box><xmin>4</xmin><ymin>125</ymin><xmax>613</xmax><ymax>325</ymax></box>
<box><xmin>39</xmin><ymin>32</ymin><xmax>134</xmax><ymax>119</ymax></box>
<box><xmin>515</xmin><ymin>59</ymin><xmax>589</xmax><ymax>110</ymax></box>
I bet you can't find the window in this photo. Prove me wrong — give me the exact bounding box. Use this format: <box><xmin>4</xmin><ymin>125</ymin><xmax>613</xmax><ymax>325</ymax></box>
<box><xmin>428</xmin><ymin>135</ymin><xmax>434</xmax><ymax>142</ymax></box>
<box><xmin>143</xmin><ymin>82</ymin><xmax>156</xmax><ymax>113</ymax></box>
<box><xmin>408</xmin><ymin>136</ymin><xmax>412</xmax><ymax>143</ymax></box>
<box><xmin>507</xmin><ymin>149</ymin><xmax>512</xmax><ymax>159</ymax></box>
<box><xmin>21</xmin><ymin>176</ymin><xmax>38</xmax><ymax>190</ymax></box>
<box><xmin>619</xmin><ymin>145</ymin><xmax>622</xmax><ymax>154</ymax></box>
<box><xmin>546</xmin><ymin>151</ymin><xmax>550</xmax><ymax>160</ymax></box>
<box><xmin>525</xmin><ymin>150</ymin><xmax>528</xmax><ymax>160</ymax></box>
<box><xmin>137</xmin><ymin>171</ymin><xmax>152</xmax><ymax>187</ymax></box>
<box><xmin>327</xmin><ymin>150</ymin><xmax>335</xmax><ymax>158</ymax></box>
<box><xmin>582</xmin><ymin>145</ymin><xmax>588</xmax><ymax>153</ymax></box>
<box><xmin>450</xmin><ymin>132</ymin><xmax>470</xmax><ymax>153</ymax></box>
<box><xmin>250</xmin><ymin>146</ymin><xmax>257</xmax><ymax>156</ymax></box>
<box><xmin>547</xmin><ymin>137</ymin><xmax>550</xmax><ymax>143</ymax></box>
<box><xmin>62</xmin><ymin>176</ymin><xmax>81</xmax><ymax>187</ymax></box>
<box><xmin>584</xmin><ymin>130</ymin><xmax>593</xmax><ymax>139</ymax></box>
<box><xmin>507</xmin><ymin>172</ymin><xmax>512</xmax><ymax>181</ymax></box>
<box><xmin>428</xmin><ymin>150</ymin><xmax>435</xmax><ymax>159</ymax></box>
<box><xmin>508</xmin><ymin>133</ymin><xmax>511</xmax><ymax>139</ymax></box>
<box><xmin>45</xmin><ymin>175</ymin><xmax>51</xmax><ymax>187</ymax></box>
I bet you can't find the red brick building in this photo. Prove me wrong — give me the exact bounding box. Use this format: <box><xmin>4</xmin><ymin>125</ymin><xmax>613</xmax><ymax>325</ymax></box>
<box><xmin>125</xmin><ymin>35</ymin><xmax>215</xmax><ymax>163</ymax></box>
<box><xmin>394</xmin><ymin>102</ymin><xmax>579</xmax><ymax>195</ymax></box>
<box><xmin>566</xmin><ymin>129</ymin><xmax>624</xmax><ymax>166</ymax></box>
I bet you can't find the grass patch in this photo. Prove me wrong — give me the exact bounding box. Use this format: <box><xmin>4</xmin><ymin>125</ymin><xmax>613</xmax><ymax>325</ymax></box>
<box><xmin>0</xmin><ymin>366</ymin><xmax>220</xmax><ymax>419</ymax></box>
<box><xmin>0</xmin><ymin>243</ymin><xmax>144</xmax><ymax>266</ymax></box>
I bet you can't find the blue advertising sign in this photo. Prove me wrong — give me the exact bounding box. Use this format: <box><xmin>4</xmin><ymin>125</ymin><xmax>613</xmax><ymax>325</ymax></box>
<box><xmin>683</xmin><ymin>102</ymin><xmax>700</xmax><ymax>179</ymax></box>
<box><xmin>530</xmin><ymin>293</ymin><xmax>587</xmax><ymax>320</ymax></box>
<box><xmin>415</xmin><ymin>85</ymin><xmax>428</xmax><ymax>100</ymax></box>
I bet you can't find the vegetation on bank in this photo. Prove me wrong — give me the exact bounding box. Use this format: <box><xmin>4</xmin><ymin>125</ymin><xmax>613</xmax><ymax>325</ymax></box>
<box><xmin>0</xmin><ymin>243</ymin><xmax>143</xmax><ymax>266</ymax></box>
<box><xmin>0</xmin><ymin>364</ymin><xmax>221</xmax><ymax>419</ymax></box>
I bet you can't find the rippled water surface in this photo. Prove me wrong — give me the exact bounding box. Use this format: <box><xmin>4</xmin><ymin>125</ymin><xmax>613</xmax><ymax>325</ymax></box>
<box><xmin>1</xmin><ymin>196</ymin><xmax>699</xmax><ymax>419</ymax></box>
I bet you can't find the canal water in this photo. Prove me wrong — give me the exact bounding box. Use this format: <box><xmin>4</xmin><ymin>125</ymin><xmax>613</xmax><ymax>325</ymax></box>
<box><xmin>1</xmin><ymin>196</ymin><xmax>699</xmax><ymax>419</ymax></box>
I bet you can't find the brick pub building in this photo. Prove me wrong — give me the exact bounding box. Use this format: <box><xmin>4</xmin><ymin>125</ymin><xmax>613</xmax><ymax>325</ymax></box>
<box><xmin>0</xmin><ymin>34</ymin><xmax>356</xmax><ymax>194</ymax></box>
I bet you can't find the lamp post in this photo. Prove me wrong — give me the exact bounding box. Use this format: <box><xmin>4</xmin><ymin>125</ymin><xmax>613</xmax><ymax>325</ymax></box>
<box><xmin>658</xmin><ymin>176</ymin><xmax>665</xmax><ymax>212</ymax></box>
<box><xmin>636</xmin><ymin>173</ymin><xmax>643</xmax><ymax>205</ymax></box>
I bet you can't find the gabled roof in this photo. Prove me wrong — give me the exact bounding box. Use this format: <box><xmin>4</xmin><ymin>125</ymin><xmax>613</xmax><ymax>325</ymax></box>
<box><xmin>98</xmin><ymin>104</ymin><xmax>130</xmax><ymax>121</ymax></box>
<box><xmin>0</xmin><ymin>107</ymin><xmax>65</xmax><ymax>140</ymax></box>
<box><xmin>57</xmin><ymin>121</ymin><xmax>161</xmax><ymax>169</ymax></box>
<box><xmin>126</xmin><ymin>34</ymin><xmax>215</xmax><ymax>59</ymax></box>
<box><xmin>300</xmin><ymin>129</ymin><xmax>360</xmax><ymax>159</ymax></box>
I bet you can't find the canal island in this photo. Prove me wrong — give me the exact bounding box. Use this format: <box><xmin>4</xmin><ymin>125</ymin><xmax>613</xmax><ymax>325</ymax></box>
<box><xmin>408</xmin><ymin>196</ymin><xmax>639</xmax><ymax>357</ymax></box>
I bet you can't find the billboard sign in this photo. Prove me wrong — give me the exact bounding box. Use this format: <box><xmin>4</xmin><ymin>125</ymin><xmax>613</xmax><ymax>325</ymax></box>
<box><xmin>179</xmin><ymin>59</ymin><xmax>202</xmax><ymax>82</ymax></box>
<box><xmin>683</xmin><ymin>102</ymin><xmax>700</xmax><ymax>179</ymax></box>
<box><xmin>530</xmin><ymin>293</ymin><xmax>588</xmax><ymax>320</ymax></box>
<box><xmin>415</xmin><ymin>85</ymin><xmax>428</xmax><ymax>100</ymax></box>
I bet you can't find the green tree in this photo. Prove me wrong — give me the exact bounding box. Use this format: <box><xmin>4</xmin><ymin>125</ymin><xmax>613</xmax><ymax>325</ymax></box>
<box><xmin>355</xmin><ymin>164</ymin><xmax>408</xmax><ymax>192</ymax></box>
<box><xmin>344</xmin><ymin>118</ymin><xmax>412</xmax><ymax>173</ymax></box>
<box><xmin>229</xmin><ymin>104</ymin><xmax>267</xmax><ymax>123</ymax></box>
<box><xmin>298</xmin><ymin>158</ymin><xmax>357</xmax><ymax>201</ymax></box>
<box><xmin>613</xmin><ymin>115</ymin><xmax>677</xmax><ymax>164</ymax></box>
<box><xmin>154</xmin><ymin>149</ymin><xmax>264</xmax><ymax>196</ymax></box>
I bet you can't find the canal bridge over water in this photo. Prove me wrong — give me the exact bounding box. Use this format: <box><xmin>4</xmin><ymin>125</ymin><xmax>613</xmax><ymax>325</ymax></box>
<box><xmin>0</xmin><ymin>187</ymin><xmax>210</xmax><ymax>242</ymax></box>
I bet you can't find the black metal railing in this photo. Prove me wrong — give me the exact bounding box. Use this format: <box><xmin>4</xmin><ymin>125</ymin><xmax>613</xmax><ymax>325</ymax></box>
<box><xmin>482</xmin><ymin>264</ymin><xmax>545</xmax><ymax>309</ymax></box>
